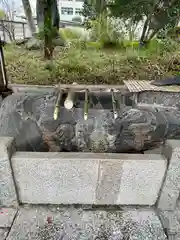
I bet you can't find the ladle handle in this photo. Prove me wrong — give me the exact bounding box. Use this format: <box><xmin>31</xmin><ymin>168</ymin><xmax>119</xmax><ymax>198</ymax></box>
<box><xmin>54</xmin><ymin>90</ymin><xmax>62</xmax><ymax>120</ymax></box>
<box><xmin>111</xmin><ymin>89</ymin><xmax>118</xmax><ymax>119</ymax></box>
<box><xmin>84</xmin><ymin>89</ymin><xmax>89</xmax><ymax>120</ymax></box>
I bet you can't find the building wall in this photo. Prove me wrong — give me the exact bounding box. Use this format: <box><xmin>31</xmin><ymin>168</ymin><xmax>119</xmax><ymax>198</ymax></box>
<box><xmin>58</xmin><ymin>0</ymin><xmax>84</xmax><ymax>22</ymax></box>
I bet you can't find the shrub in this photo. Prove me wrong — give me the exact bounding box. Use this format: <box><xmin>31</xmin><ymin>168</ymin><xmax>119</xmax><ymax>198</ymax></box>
<box><xmin>90</xmin><ymin>14</ymin><xmax>121</xmax><ymax>49</ymax></box>
<box><xmin>145</xmin><ymin>38</ymin><xmax>178</xmax><ymax>55</ymax></box>
<box><xmin>59</xmin><ymin>28</ymin><xmax>82</xmax><ymax>41</ymax></box>
<box><xmin>4</xmin><ymin>37</ymin><xmax>178</xmax><ymax>85</ymax></box>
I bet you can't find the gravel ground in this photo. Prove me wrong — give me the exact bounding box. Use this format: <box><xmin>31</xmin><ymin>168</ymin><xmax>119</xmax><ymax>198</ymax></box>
<box><xmin>6</xmin><ymin>206</ymin><xmax>167</xmax><ymax>240</ymax></box>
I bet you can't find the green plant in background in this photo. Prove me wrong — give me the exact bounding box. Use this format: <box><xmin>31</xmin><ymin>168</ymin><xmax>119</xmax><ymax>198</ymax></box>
<box><xmin>167</xmin><ymin>26</ymin><xmax>180</xmax><ymax>40</ymax></box>
<box><xmin>38</xmin><ymin>26</ymin><xmax>58</xmax><ymax>41</ymax></box>
<box><xmin>0</xmin><ymin>9</ymin><xmax>6</xmax><ymax>20</ymax></box>
<box><xmin>82</xmin><ymin>0</ymin><xmax>107</xmax><ymax>20</ymax></box>
<box><xmin>90</xmin><ymin>12</ymin><xmax>121</xmax><ymax>48</ymax></box>
<box><xmin>3</xmin><ymin>0</ymin><xmax>180</xmax><ymax>85</ymax></box>
<box><xmin>109</xmin><ymin>0</ymin><xmax>180</xmax><ymax>44</ymax></box>
<box><xmin>147</xmin><ymin>38</ymin><xmax>178</xmax><ymax>55</ymax></box>
<box><xmin>123</xmin><ymin>40</ymin><xmax>140</xmax><ymax>49</ymax></box>
<box><xmin>59</xmin><ymin>28</ymin><xmax>81</xmax><ymax>41</ymax></box>
<box><xmin>86</xmin><ymin>41</ymin><xmax>102</xmax><ymax>49</ymax></box>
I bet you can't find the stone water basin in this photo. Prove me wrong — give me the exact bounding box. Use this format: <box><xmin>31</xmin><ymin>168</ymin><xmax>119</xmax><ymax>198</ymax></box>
<box><xmin>0</xmin><ymin>85</ymin><xmax>168</xmax><ymax>206</ymax></box>
<box><xmin>0</xmin><ymin>85</ymin><xmax>135</xmax><ymax>152</ymax></box>
<box><xmin>1</xmin><ymin>85</ymin><xmax>179</xmax><ymax>153</ymax></box>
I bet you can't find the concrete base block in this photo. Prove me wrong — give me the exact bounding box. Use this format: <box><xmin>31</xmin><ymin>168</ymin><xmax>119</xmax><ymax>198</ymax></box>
<box><xmin>117</xmin><ymin>156</ymin><xmax>166</xmax><ymax>205</ymax></box>
<box><xmin>0</xmin><ymin>137</ymin><xmax>18</xmax><ymax>207</ymax></box>
<box><xmin>12</xmin><ymin>152</ymin><xmax>167</xmax><ymax>205</ymax></box>
<box><xmin>12</xmin><ymin>152</ymin><xmax>100</xmax><ymax>205</ymax></box>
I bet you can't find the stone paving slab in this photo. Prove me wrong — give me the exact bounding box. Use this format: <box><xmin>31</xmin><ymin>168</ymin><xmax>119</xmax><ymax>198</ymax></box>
<box><xmin>159</xmin><ymin>211</ymin><xmax>180</xmax><ymax>235</ymax></box>
<box><xmin>158</xmin><ymin>140</ymin><xmax>180</xmax><ymax>211</ymax></box>
<box><xmin>157</xmin><ymin>199</ymin><xmax>180</xmax><ymax>240</ymax></box>
<box><xmin>0</xmin><ymin>137</ymin><xmax>18</xmax><ymax>207</ymax></box>
<box><xmin>7</xmin><ymin>206</ymin><xmax>167</xmax><ymax>240</ymax></box>
<box><xmin>0</xmin><ymin>229</ymin><xmax>8</xmax><ymax>240</ymax></box>
<box><xmin>0</xmin><ymin>208</ymin><xmax>17</xmax><ymax>228</ymax></box>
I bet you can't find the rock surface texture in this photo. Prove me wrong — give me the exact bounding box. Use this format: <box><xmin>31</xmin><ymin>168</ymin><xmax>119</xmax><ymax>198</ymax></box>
<box><xmin>1</xmin><ymin>92</ymin><xmax>180</xmax><ymax>152</ymax></box>
<box><xmin>6</xmin><ymin>206</ymin><xmax>167</xmax><ymax>240</ymax></box>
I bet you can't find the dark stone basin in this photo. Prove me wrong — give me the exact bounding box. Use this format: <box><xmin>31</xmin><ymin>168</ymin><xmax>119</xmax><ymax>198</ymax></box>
<box><xmin>0</xmin><ymin>91</ymin><xmax>180</xmax><ymax>153</ymax></box>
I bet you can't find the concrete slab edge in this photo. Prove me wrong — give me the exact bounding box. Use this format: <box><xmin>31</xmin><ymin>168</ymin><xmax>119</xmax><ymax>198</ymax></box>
<box><xmin>158</xmin><ymin>140</ymin><xmax>180</xmax><ymax>211</ymax></box>
<box><xmin>157</xmin><ymin>140</ymin><xmax>180</xmax><ymax>239</ymax></box>
<box><xmin>0</xmin><ymin>137</ymin><xmax>18</xmax><ymax>207</ymax></box>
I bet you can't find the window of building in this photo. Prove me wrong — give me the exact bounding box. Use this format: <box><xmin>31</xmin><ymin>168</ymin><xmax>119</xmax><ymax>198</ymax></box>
<box><xmin>61</xmin><ymin>7</ymin><xmax>73</xmax><ymax>15</ymax></box>
<box><xmin>75</xmin><ymin>8</ymin><xmax>82</xmax><ymax>15</ymax></box>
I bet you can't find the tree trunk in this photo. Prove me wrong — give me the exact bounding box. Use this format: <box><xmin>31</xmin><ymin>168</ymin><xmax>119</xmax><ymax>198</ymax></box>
<box><xmin>22</xmin><ymin>0</ymin><xmax>36</xmax><ymax>36</ymax></box>
<box><xmin>140</xmin><ymin>0</ymin><xmax>160</xmax><ymax>44</ymax></box>
<box><xmin>140</xmin><ymin>17</ymin><xmax>149</xmax><ymax>43</ymax></box>
<box><xmin>36</xmin><ymin>0</ymin><xmax>60</xmax><ymax>35</ymax></box>
<box><xmin>44</xmin><ymin>0</ymin><xmax>54</xmax><ymax>60</ymax></box>
<box><xmin>147</xmin><ymin>29</ymin><xmax>159</xmax><ymax>41</ymax></box>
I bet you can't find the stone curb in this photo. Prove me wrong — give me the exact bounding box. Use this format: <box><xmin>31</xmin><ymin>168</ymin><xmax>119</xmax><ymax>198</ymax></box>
<box><xmin>158</xmin><ymin>140</ymin><xmax>180</xmax><ymax>211</ymax></box>
<box><xmin>0</xmin><ymin>137</ymin><xmax>18</xmax><ymax>207</ymax></box>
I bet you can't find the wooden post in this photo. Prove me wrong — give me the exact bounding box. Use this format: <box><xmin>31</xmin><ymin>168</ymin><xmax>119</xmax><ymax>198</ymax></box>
<box><xmin>0</xmin><ymin>37</ymin><xmax>8</xmax><ymax>90</ymax></box>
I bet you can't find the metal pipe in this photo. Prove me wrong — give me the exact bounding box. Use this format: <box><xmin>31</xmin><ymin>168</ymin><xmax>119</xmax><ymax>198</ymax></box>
<box><xmin>53</xmin><ymin>90</ymin><xmax>62</xmax><ymax>120</ymax></box>
<box><xmin>84</xmin><ymin>89</ymin><xmax>89</xmax><ymax>120</ymax></box>
<box><xmin>111</xmin><ymin>89</ymin><xmax>118</xmax><ymax>119</ymax></box>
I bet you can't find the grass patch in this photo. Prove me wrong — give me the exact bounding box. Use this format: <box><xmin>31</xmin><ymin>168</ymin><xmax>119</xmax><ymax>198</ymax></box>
<box><xmin>4</xmin><ymin>39</ymin><xmax>180</xmax><ymax>85</ymax></box>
